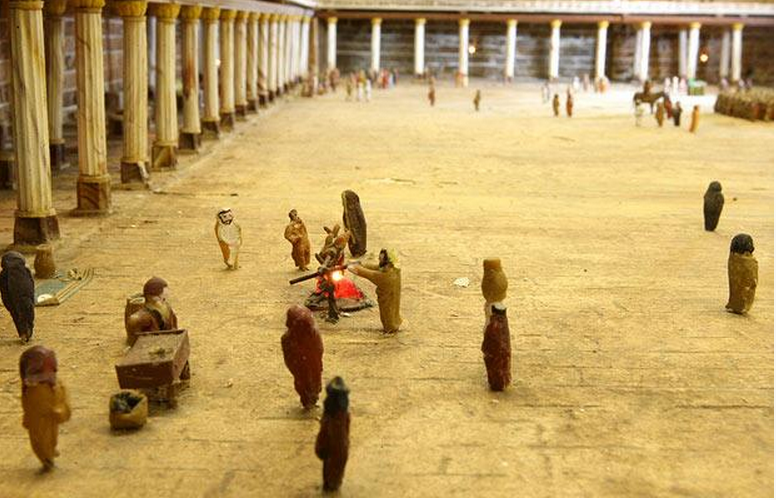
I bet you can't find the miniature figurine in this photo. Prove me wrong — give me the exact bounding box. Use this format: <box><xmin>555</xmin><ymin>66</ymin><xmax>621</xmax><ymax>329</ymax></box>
<box><xmin>281</xmin><ymin>305</ymin><xmax>323</xmax><ymax>409</ymax></box>
<box><xmin>541</xmin><ymin>82</ymin><xmax>551</xmax><ymax>103</ymax></box>
<box><xmin>655</xmin><ymin>102</ymin><xmax>665</xmax><ymax>127</ymax></box>
<box><xmin>349</xmin><ymin>249</ymin><xmax>402</xmax><ymax>333</ymax></box>
<box><xmin>126</xmin><ymin>277</ymin><xmax>178</xmax><ymax>345</ymax></box>
<box><xmin>703</xmin><ymin>181</ymin><xmax>724</xmax><ymax>231</ymax></box>
<box><xmin>482</xmin><ymin>303</ymin><xmax>511</xmax><ymax>391</ymax></box>
<box><xmin>664</xmin><ymin>96</ymin><xmax>674</xmax><ymax>119</ymax></box>
<box><xmin>365</xmin><ymin>79</ymin><xmax>372</xmax><ymax>102</ymax></box>
<box><xmin>427</xmin><ymin>82</ymin><xmax>436</xmax><ymax>107</ymax></box>
<box><xmin>19</xmin><ymin>346</ymin><xmax>71</xmax><ymax>471</ymax></box>
<box><xmin>481</xmin><ymin>258</ymin><xmax>507</xmax><ymax>321</ymax></box>
<box><xmin>285</xmin><ymin>209</ymin><xmax>312</xmax><ymax>271</ymax></box>
<box><xmin>34</xmin><ymin>245</ymin><xmax>56</xmax><ymax>279</ymax></box>
<box><xmin>552</xmin><ymin>94</ymin><xmax>560</xmax><ymax>117</ymax></box>
<box><xmin>473</xmin><ymin>90</ymin><xmax>481</xmax><ymax>111</ymax></box>
<box><xmin>345</xmin><ymin>79</ymin><xmax>353</xmax><ymax>101</ymax></box>
<box><xmin>689</xmin><ymin>105</ymin><xmax>700</xmax><ymax>133</ymax></box>
<box><xmin>0</xmin><ymin>251</ymin><xmax>35</xmax><ymax>343</ymax></box>
<box><xmin>215</xmin><ymin>208</ymin><xmax>242</xmax><ymax>270</ymax></box>
<box><xmin>673</xmin><ymin>102</ymin><xmax>683</xmax><ymax>127</ymax></box>
<box><xmin>341</xmin><ymin>190</ymin><xmax>367</xmax><ymax>257</ymax></box>
<box><xmin>315</xmin><ymin>376</ymin><xmax>350</xmax><ymax>492</ymax></box>
<box><xmin>726</xmin><ymin>234</ymin><xmax>758</xmax><ymax>314</ymax></box>
<box><xmin>566</xmin><ymin>89</ymin><xmax>574</xmax><ymax>117</ymax></box>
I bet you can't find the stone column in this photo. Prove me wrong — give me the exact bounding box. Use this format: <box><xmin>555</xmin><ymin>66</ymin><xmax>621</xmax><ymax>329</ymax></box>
<box><xmin>687</xmin><ymin>22</ymin><xmax>701</xmax><ymax>80</ymax></box>
<box><xmin>290</xmin><ymin>16</ymin><xmax>299</xmax><ymax>83</ymax></box>
<box><xmin>278</xmin><ymin>15</ymin><xmax>286</xmax><ymax>93</ymax></box>
<box><xmin>731</xmin><ymin>23</ymin><xmax>743</xmax><ymax>82</ymax></box>
<box><xmin>371</xmin><ymin>17</ymin><xmax>381</xmax><ymax>72</ymax></box>
<box><xmin>219</xmin><ymin>9</ymin><xmax>236</xmax><ymax>129</ymax></box>
<box><xmin>246</xmin><ymin>12</ymin><xmax>259</xmax><ymax>111</ymax></box>
<box><xmin>9</xmin><ymin>0</ymin><xmax>59</xmax><ymax>244</ymax></box>
<box><xmin>147</xmin><ymin>15</ymin><xmax>156</xmax><ymax>96</ymax></box>
<box><xmin>287</xmin><ymin>16</ymin><xmax>296</xmax><ymax>84</ymax></box>
<box><xmin>637</xmin><ymin>22</ymin><xmax>651</xmax><ymax>83</ymax></box>
<box><xmin>115</xmin><ymin>0</ymin><xmax>149</xmax><ymax>184</ymax></box>
<box><xmin>632</xmin><ymin>27</ymin><xmax>642</xmax><ymax>78</ymax></box>
<box><xmin>268</xmin><ymin>14</ymin><xmax>278</xmax><ymax>100</ymax></box>
<box><xmin>311</xmin><ymin>17</ymin><xmax>320</xmax><ymax>88</ymax></box>
<box><xmin>44</xmin><ymin>0</ymin><xmax>67</xmax><ymax>171</ymax></box>
<box><xmin>259</xmin><ymin>13</ymin><xmax>270</xmax><ymax>105</ymax></box>
<box><xmin>549</xmin><ymin>19</ymin><xmax>561</xmax><ymax>81</ymax></box>
<box><xmin>73</xmin><ymin>0</ymin><xmax>111</xmax><ymax>215</ymax></box>
<box><xmin>326</xmin><ymin>16</ymin><xmax>337</xmax><ymax>71</ymax></box>
<box><xmin>284</xmin><ymin>16</ymin><xmax>293</xmax><ymax>88</ymax></box>
<box><xmin>201</xmin><ymin>6</ymin><xmax>220</xmax><ymax>138</ymax></box>
<box><xmin>719</xmin><ymin>28</ymin><xmax>731</xmax><ymax>80</ymax></box>
<box><xmin>595</xmin><ymin>20</ymin><xmax>608</xmax><ymax>81</ymax></box>
<box><xmin>234</xmin><ymin>11</ymin><xmax>248</xmax><ymax>118</ymax></box>
<box><xmin>458</xmin><ymin>18</ymin><xmax>469</xmax><ymax>87</ymax></box>
<box><xmin>678</xmin><ymin>29</ymin><xmax>688</xmax><ymax>78</ymax></box>
<box><xmin>179</xmin><ymin>5</ymin><xmax>201</xmax><ymax>152</ymax></box>
<box><xmin>414</xmin><ymin>17</ymin><xmax>425</xmax><ymax>77</ymax></box>
<box><xmin>301</xmin><ymin>16</ymin><xmax>310</xmax><ymax>79</ymax></box>
<box><xmin>504</xmin><ymin>19</ymin><xmax>517</xmax><ymax>81</ymax></box>
<box><xmin>150</xmin><ymin>2</ymin><xmax>180</xmax><ymax>171</ymax></box>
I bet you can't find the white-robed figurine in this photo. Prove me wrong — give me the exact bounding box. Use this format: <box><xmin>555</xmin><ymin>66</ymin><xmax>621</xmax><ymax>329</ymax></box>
<box><xmin>215</xmin><ymin>208</ymin><xmax>242</xmax><ymax>270</ymax></box>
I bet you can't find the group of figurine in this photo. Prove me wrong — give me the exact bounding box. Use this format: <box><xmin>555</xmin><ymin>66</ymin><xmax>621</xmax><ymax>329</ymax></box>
<box><xmin>634</xmin><ymin>79</ymin><xmax>701</xmax><ymax>132</ymax></box>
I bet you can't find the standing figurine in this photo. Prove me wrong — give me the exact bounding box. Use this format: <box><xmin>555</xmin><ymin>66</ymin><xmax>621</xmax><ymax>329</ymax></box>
<box><xmin>565</xmin><ymin>89</ymin><xmax>574</xmax><ymax>117</ymax></box>
<box><xmin>673</xmin><ymin>102</ymin><xmax>683</xmax><ymax>126</ymax></box>
<box><xmin>349</xmin><ymin>249</ymin><xmax>402</xmax><ymax>333</ymax></box>
<box><xmin>365</xmin><ymin>79</ymin><xmax>372</xmax><ymax>102</ymax></box>
<box><xmin>0</xmin><ymin>251</ymin><xmax>35</xmax><ymax>343</ymax></box>
<box><xmin>285</xmin><ymin>209</ymin><xmax>312</xmax><ymax>271</ymax></box>
<box><xmin>481</xmin><ymin>258</ymin><xmax>508</xmax><ymax>321</ymax></box>
<box><xmin>315</xmin><ymin>377</ymin><xmax>350</xmax><ymax>492</ymax></box>
<box><xmin>726</xmin><ymin>234</ymin><xmax>758</xmax><ymax>314</ymax></box>
<box><xmin>473</xmin><ymin>90</ymin><xmax>481</xmax><ymax>111</ymax></box>
<box><xmin>19</xmin><ymin>346</ymin><xmax>71</xmax><ymax>471</ymax></box>
<box><xmin>34</xmin><ymin>245</ymin><xmax>56</xmax><ymax>279</ymax></box>
<box><xmin>126</xmin><ymin>277</ymin><xmax>178</xmax><ymax>344</ymax></box>
<box><xmin>703</xmin><ymin>181</ymin><xmax>724</xmax><ymax>231</ymax></box>
<box><xmin>689</xmin><ymin>105</ymin><xmax>700</xmax><ymax>133</ymax></box>
<box><xmin>281</xmin><ymin>305</ymin><xmax>323</xmax><ymax>409</ymax></box>
<box><xmin>215</xmin><ymin>208</ymin><xmax>242</xmax><ymax>270</ymax></box>
<box><xmin>341</xmin><ymin>190</ymin><xmax>367</xmax><ymax>257</ymax></box>
<box><xmin>655</xmin><ymin>102</ymin><xmax>665</xmax><ymax>127</ymax></box>
<box><xmin>664</xmin><ymin>96</ymin><xmax>674</xmax><ymax>119</ymax></box>
<box><xmin>481</xmin><ymin>303</ymin><xmax>511</xmax><ymax>391</ymax></box>
<box><xmin>427</xmin><ymin>82</ymin><xmax>436</xmax><ymax>107</ymax></box>
<box><xmin>541</xmin><ymin>82</ymin><xmax>551</xmax><ymax>103</ymax></box>
<box><xmin>552</xmin><ymin>94</ymin><xmax>560</xmax><ymax>117</ymax></box>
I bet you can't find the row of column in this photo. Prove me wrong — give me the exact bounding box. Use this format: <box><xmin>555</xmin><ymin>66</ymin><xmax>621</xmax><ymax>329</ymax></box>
<box><xmin>8</xmin><ymin>0</ymin><xmax>312</xmax><ymax>246</ymax></box>
<box><xmin>325</xmin><ymin>16</ymin><xmax>747</xmax><ymax>85</ymax></box>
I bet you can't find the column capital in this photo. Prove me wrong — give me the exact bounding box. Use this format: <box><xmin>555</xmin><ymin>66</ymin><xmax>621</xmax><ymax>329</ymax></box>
<box><xmin>248</xmin><ymin>12</ymin><xmax>259</xmax><ymax>22</ymax></box>
<box><xmin>43</xmin><ymin>0</ymin><xmax>67</xmax><ymax>16</ymax></box>
<box><xmin>371</xmin><ymin>17</ymin><xmax>381</xmax><ymax>26</ymax></box>
<box><xmin>179</xmin><ymin>4</ymin><xmax>201</xmax><ymax>20</ymax></box>
<box><xmin>689</xmin><ymin>21</ymin><xmax>702</xmax><ymax>30</ymax></box>
<box><xmin>458</xmin><ymin>18</ymin><xmax>470</xmax><ymax>28</ymax></box>
<box><xmin>269</xmin><ymin>13</ymin><xmax>279</xmax><ymax>22</ymax></box>
<box><xmin>506</xmin><ymin>18</ymin><xmax>517</xmax><ymax>28</ymax></box>
<box><xmin>597</xmin><ymin>20</ymin><xmax>609</xmax><ymax>29</ymax></box>
<box><xmin>640</xmin><ymin>21</ymin><xmax>652</xmax><ymax>30</ymax></box>
<box><xmin>415</xmin><ymin>17</ymin><xmax>425</xmax><ymax>26</ymax></box>
<box><xmin>550</xmin><ymin>19</ymin><xmax>562</xmax><ymax>29</ymax></box>
<box><xmin>219</xmin><ymin>8</ymin><xmax>236</xmax><ymax>21</ymax></box>
<box><xmin>327</xmin><ymin>16</ymin><xmax>337</xmax><ymax>25</ymax></box>
<box><xmin>201</xmin><ymin>6</ymin><xmax>220</xmax><ymax>21</ymax></box>
<box><xmin>303</xmin><ymin>15</ymin><xmax>311</xmax><ymax>23</ymax></box>
<box><xmin>258</xmin><ymin>12</ymin><xmax>269</xmax><ymax>22</ymax></box>
<box><xmin>70</xmin><ymin>0</ymin><xmax>105</xmax><ymax>11</ymax></box>
<box><xmin>149</xmin><ymin>2</ymin><xmax>179</xmax><ymax>20</ymax></box>
<box><xmin>235</xmin><ymin>10</ymin><xmax>248</xmax><ymax>22</ymax></box>
<box><xmin>732</xmin><ymin>22</ymin><xmax>744</xmax><ymax>31</ymax></box>
<box><xmin>9</xmin><ymin>0</ymin><xmax>43</xmax><ymax>10</ymax></box>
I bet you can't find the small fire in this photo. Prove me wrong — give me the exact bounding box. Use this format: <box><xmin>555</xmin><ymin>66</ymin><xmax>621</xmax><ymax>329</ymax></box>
<box><xmin>330</xmin><ymin>270</ymin><xmax>344</xmax><ymax>282</ymax></box>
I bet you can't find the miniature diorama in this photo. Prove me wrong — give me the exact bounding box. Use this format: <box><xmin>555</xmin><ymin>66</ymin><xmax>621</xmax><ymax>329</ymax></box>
<box><xmin>215</xmin><ymin>208</ymin><xmax>242</xmax><ymax>270</ymax></box>
<box><xmin>19</xmin><ymin>346</ymin><xmax>71</xmax><ymax>471</ymax></box>
<box><xmin>125</xmin><ymin>277</ymin><xmax>178</xmax><ymax>346</ymax></box>
<box><xmin>482</xmin><ymin>302</ymin><xmax>511</xmax><ymax>391</ymax></box>
<box><xmin>316</xmin><ymin>376</ymin><xmax>350</xmax><ymax>492</ymax></box>
<box><xmin>1</xmin><ymin>251</ymin><xmax>35</xmax><ymax>343</ymax></box>
<box><xmin>284</xmin><ymin>209</ymin><xmax>312</xmax><ymax>271</ymax></box>
<box><xmin>703</xmin><ymin>181</ymin><xmax>724</xmax><ymax>231</ymax></box>
<box><xmin>726</xmin><ymin>233</ymin><xmax>758</xmax><ymax>315</ymax></box>
<box><xmin>281</xmin><ymin>304</ymin><xmax>324</xmax><ymax>409</ymax></box>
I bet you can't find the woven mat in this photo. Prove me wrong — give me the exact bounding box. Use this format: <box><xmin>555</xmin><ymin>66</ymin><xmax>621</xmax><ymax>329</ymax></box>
<box><xmin>35</xmin><ymin>268</ymin><xmax>94</xmax><ymax>307</ymax></box>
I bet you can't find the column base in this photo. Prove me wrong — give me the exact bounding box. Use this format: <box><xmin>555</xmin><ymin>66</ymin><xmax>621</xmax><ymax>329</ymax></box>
<box><xmin>120</xmin><ymin>160</ymin><xmax>149</xmax><ymax>186</ymax></box>
<box><xmin>13</xmin><ymin>213</ymin><xmax>60</xmax><ymax>247</ymax></box>
<box><xmin>151</xmin><ymin>143</ymin><xmax>178</xmax><ymax>171</ymax></box>
<box><xmin>49</xmin><ymin>142</ymin><xmax>69</xmax><ymax>171</ymax></box>
<box><xmin>201</xmin><ymin>119</ymin><xmax>220</xmax><ymax>140</ymax></box>
<box><xmin>0</xmin><ymin>150</ymin><xmax>15</xmax><ymax>189</ymax></box>
<box><xmin>235</xmin><ymin>104</ymin><xmax>248</xmax><ymax>121</ymax></box>
<box><xmin>74</xmin><ymin>176</ymin><xmax>111</xmax><ymax>215</ymax></box>
<box><xmin>220</xmin><ymin>112</ymin><xmax>236</xmax><ymax>131</ymax></box>
<box><xmin>179</xmin><ymin>132</ymin><xmax>202</xmax><ymax>153</ymax></box>
<box><xmin>259</xmin><ymin>94</ymin><xmax>269</xmax><ymax>107</ymax></box>
<box><xmin>268</xmin><ymin>91</ymin><xmax>276</xmax><ymax>102</ymax></box>
<box><xmin>247</xmin><ymin>98</ymin><xmax>259</xmax><ymax>113</ymax></box>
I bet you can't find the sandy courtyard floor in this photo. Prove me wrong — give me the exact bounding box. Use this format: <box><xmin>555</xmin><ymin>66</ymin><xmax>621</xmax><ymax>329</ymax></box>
<box><xmin>0</xmin><ymin>80</ymin><xmax>772</xmax><ymax>497</ymax></box>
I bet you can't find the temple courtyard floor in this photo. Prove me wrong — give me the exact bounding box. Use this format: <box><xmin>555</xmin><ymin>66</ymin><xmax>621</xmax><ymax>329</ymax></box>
<box><xmin>0</xmin><ymin>80</ymin><xmax>772</xmax><ymax>497</ymax></box>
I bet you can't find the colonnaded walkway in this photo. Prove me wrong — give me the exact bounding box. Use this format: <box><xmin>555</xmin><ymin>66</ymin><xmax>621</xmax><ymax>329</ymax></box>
<box><xmin>0</xmin><ymin>81</ymin><xmax>772</xmax><ymax>497</ymax></box>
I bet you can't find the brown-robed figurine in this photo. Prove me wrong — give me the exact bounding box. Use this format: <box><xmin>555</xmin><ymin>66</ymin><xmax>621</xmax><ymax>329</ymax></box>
<box><xmin>281</xmin><ymin>305</ymin><xmax>323</xmax><ymax>409</ymax></box>
<box><xmin>689</xmin><ymin>105</ymin><xmax>700</xmax><ymax>133</ymax></box>
<box><xmin>726</xmin><ymin>234</ymin><xmax>758</xmax><ymax>314</ymax></box>
<box><xmin>703</xmin><ymin>181</ymin><xmax>724</xmax><ymax>231</ymax></box>
<box><xmin>552</xmin><ymin>94</ymin><xmax>560</xmax><ymax>117</ymax></box>
<box><xmin>19</xmin><ymin>346</ymin><xmax>71</xmax><ymax>471</ymax></box>
<box><xmin>350</xmin><ymin>249</ymin><xmax>402</xmax><ymax>333</ymax></box>
<box><xmin>482</xmin><ymin>303</ymin><xmax>511</xmax><ymax>391</ymax></box>
<box><xmin>315</xmin><ymin>377</ymin><xmax>350</xmax><ymax>492</ymax></box>
<box><xmin>565</xmin><ymin>89</ymin><xmax>573</xmax><ymax>117</ymax></box>
<box><xmin>284</xmin><ymin>209</ymin><xmax>312</xmax><ymax>271</ymax></box>
<box><xmin>473</xmin><ymin>90</ymin><xmax>481</xmax><ymax>111</ymax></box>
<box><xmin>126</xmin><ymin>277</ymin><xmax>178</xmax><ymax>345</ymax></box>
<box><xmin>342</xmin><ymin>190</ymin><xmax>367</xmax><ymax>257</ymax></box>
<box><xmin>655</xmin><ymin>102</ymin><xmax>665</xmax><ymax>127</ymax></box>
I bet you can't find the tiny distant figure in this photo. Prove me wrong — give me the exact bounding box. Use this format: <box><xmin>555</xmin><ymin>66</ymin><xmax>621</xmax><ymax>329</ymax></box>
<box><xmin>703</xmin><ymin>181</ymin><xmax>724</xmax><ymax>232</ymax></box>
<box><xmin>365</xmin><ymin>79</ymin><xmax>372</xmax><ymax>102</ymax></box>
<box><xmin>473</xmin><ymin>90</ymin><xmax>481</xmax><ymax>111</ymax></box>
<box><xmin>671</xmin><ymin>76</ymin><xmax>680</xmax><ymax>95</ymax></box>
<box><xmin>673</xmin><ymin>102</ymin><xmax>683</xmax><ymax>127</ymax></box>
<box><xmin>392</xmin><ymin>68</ymin><xmax>399</xmax><ymax>86</ymax></box>
<box><xmin>663</xmin><ymin>77</ymin><xmax>671</xmax><ymax>94</ymax></box>
<box><xmin>428</xmin><ymin>83</ymin><xmax>436</xmax><ymax>107</ymax></box>
<box><xmin>679</xmin><ymin>77</ymin><xmax>688</xmax><ymax>94</ymax></box>
<box><xmin>634</xmin><ymin>103</ymin><xmax>646</xmax><ymax>126</ymax></box>
<box><xmin>582</xmin><ymin>74</ymin><xmax>590</xmax><ymax>92</ymax></box>
<box><xmin>565</xmin><ymin>89</ymin><xmax>574</xmax><ymax>117</ymax></box>
<box><xmin>1</xmin><ymin>251</ymin><xmax>35</xmax><ymax>343</ymax></box>
<box><xmin>542</xmin><ymin>82</ymin><xmax>551</xmax><ymax>103</ymax></box>
<box><xmin>655</xmin><ymin>102</ymin><xmax>665</xmax><ymax>127</ymax></box>
<box><xmin>552</xmin><ymin>94</ymin><xmax>560</xmax><ymax>117</ymax></box>
<box><xmin>664</xmin><ymin>96</ymin><xmax>674</xmax><ymax>119</ymax></box>
<box><xmin>345</xmin><ymin>79</ymin><xmax>353</xmax><ymax>101</ymax></box>
<box><xmin>689</xmin><ymin>105</ymin><xmax>700</xmax><ymax>133</ymax></box>
<box><xmin>572</xmin><ymin>76</ymin><xmax>580</xmax><ymax>93</ymax></box>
